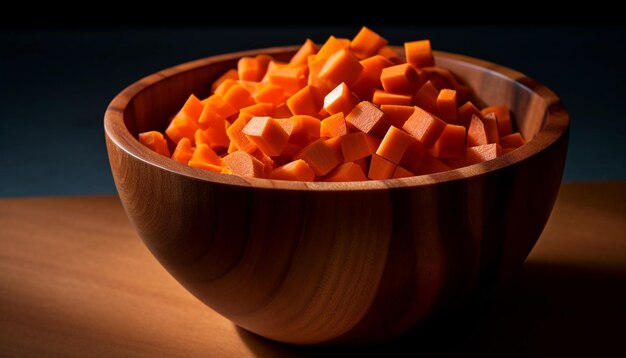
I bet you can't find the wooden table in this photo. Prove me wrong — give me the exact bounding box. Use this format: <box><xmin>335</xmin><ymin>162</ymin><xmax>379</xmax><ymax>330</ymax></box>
<box><xmin>1</xmin><ymin>182</ymin><xmax>624</xmax><ymax>357</ymax></box>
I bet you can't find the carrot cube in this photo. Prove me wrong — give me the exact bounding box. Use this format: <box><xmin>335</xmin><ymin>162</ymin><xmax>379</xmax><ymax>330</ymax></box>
<box><xmin>380</xmin><ymin>104</ymin><xmax>415</xmax><ymax>128</ymax></box>
<box><xmin>372</xmin><ymin>90</ymin><xmax>412</xmax><ymax>106</ymax></box>
<box><xmin>171</xmin><ymin>137</ymin><xmax>194</xmax><ymax>164</ymax></box>
<box><xmin>346</xmin><ymin>101</ymin><xmax>389</xmax><ymax>137</ymax></box>
<box><xmin>188</xmin><ymin>143</ymin><xmax>223</xmax><ymax>172</ymax></box>
<box><xmin>318</xmin><ymin>48</ymin><xmax>363</xmax><ymax>87</ymax></box>
<box><xmin>413</xmin><ymin>81</ymin><xmax>440</xmax><ymax>115</ymax></box>
<box><xmin>350</xmin><ymin>26</ymin><xmax>388</xmax><ymax>60</ymax></box>
<box><xmin>341</xmin><ymin>132</ymin><xmax>380</xmax><ymax>162</ymax></box>
<box><xmin>405</xmin><ymin>40</ymin><xmax>435</xmax><ymax>68</ymax></box>
<box><xmin>466</xmin><ymin>143</ymin><xmax>502</xmax><ymax>165</ymax></box>
<box><xmin>323</xmin><ymin>82</ymin><xmax>358</xmax><ymax>115</ymax></box>
<box><xmin>436</xmin><ymin>89</ymin><xmax>457</xmax><ymax>122</ymax></box>
<box><xmin>482</xmin><ymin>105</ymin><xmax>513</xmax><ymax>136</ymax></box>
<box><xmin>222</xmin><ymin>151</ymin><xmax>265</xmax><ymax>178</ymax></box>
<box><xmin>457</xmin><ymin>101</ymin><xmax>481</xmax><ymax>128</ymax></box>
<box><xmin>242</xmin><ymin>116</ymin><xmax>289</xmax><ymax>156</ymax></box>
<box><xmin>287</xmin><ymin>85</ymin><xmax>325</xmax><ymax>116</ymax></box>
<box><xmin>138</xmin><ymin>131</ymin><xmax>170</xmax><ymax>157</ymax></box>
<box><xmin>500</xmin><ymin>132</ymin><xmax>526</xmax><ymax>148</ymax></box>
<box><xmin>380</xmin><ymin>63</ymin><xmax>419</xmax><ymax>94</ymax></box>
<box><xmin>368</xmin><ymin>154</ymin><xmax>397</xmax><ymax>180</ymax></box>
<box><xmin>376</xmin><ymin>126</ymin><xmax>413</xmax><ymax>164</ymax></box>
<box><xmin>325</xmin><ymin>162</ymin><xmax>368</xmax><ymax>182</ymax></box>
<box><xmin>290</xmin><ymin>39</ymin><xmax>317</xmax><ymax>66</ymax></box>
<box><xmin>430</xmin><ymin>124</ymin><xmax>467</xmax><ymax>158</ymax></box>
<box><xmin>402</xmin><ymin>106</ymin><xmax>447</xmax><ymax>147</ymax></box>
<box><xmin>295</xmin><ymin>139</ymin><xmax>341</xmax><ymax>176</ymax></box>
<box><xmin>320</xmin><ymin>113</ymin><xmax>347</xmax><ymax>138</ymax></box>
<box><xmin>467</xmin><ymin>114</ymin><xmax>488</xmax><ymax>147</ymax></box>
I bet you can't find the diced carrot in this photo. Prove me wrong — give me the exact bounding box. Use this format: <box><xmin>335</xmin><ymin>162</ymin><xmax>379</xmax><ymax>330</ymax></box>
<box><xmin>271</xmin><ymin>104</ymin><xmax>293</xmax><ymax>118</ymax></box>
<box><xmin>178</xmin><ymin>94</ymin><xmax>205</xmax><ymax>123</ymax></box>
<box><xmin>237</xmin><ymin>80</ymin><xmax>263</xmax><ymax>97</ymax></box>
<box><xmin>255</xmin><ymin>54</ymin><xmax>272</xmax><ymax>74</ymax></box>
<box><xmin>321</xmin><ymin>82</ymin><xmax>354</xmax><ymax>115</ymax></box>
<box><xmin>320</xmin><ymin>112</ymin><xmax>348</xmax><ymax>138</ymax></box>
<box><xmin>372</xmin><ymin>90</ymin><xmax>413</xmax><ymax>106</ymax></box>
<box><xmin>288</xmin><ymin>115</ymin><xmax>321</xmax><ymax>146</ymax></box>
<box><xmin>240</xmin><ymin>102</ymin><xmax>274</xmax><ymax>116</ymax></box>
<box><xmin>402</xmin><ymin>106</ymin><xmax>447</xmax><ymax>147</ymax></box>
<box><xmin>165</xmin><ymin>113</ymin><xmax>200</xmax><ymax>144</ymax></box>
<box><xmin>325</xmin><ymin>162</ymin><xmax>368</xmax><ymax>182</ymax></box>
<box><xmin>354</xmin><ymin>157</ymin><xmax>369</xmax><ymax>174</ymax></box>
<box><xmin>380</xmin><ymin>63</ymin><xmax>419</xmax><ymax>94</ymax></box>
<box><xmin>436</xmin><ymin>89</ymin><xmax>457</xmax><ymax>122</ymax></box>
<box><xmin>405</xmin><ymin>40</ymin><xmax>435</xmax><ymax>68</ymax></box>
<box><xmin>430</xmin><ymin>124</ymin><xmax>467</xmax><ymax>158</ymax></box>
<box><xmin>482</xmin><ymin>105</ymin><xmax>513</xmax><ymax>136</ymax></box>
<box><xmin>251</xmin><ymin>148</ymin><xmax>275</xmax><ymax>177</ymax></box>
<box><xmin>341</xmin><ymin>132</ymin><xmax>380</xmax><ymax>162</ymax></box>
<box><xmin>481</xmin><ymin>112</ymin><xmax>500</xmax><ymax>144</ymax></box>
<box><xmin>242</xmin><ymin>116</ymin><xmax>289</xmax><ymax>156</ymax></box>
<box><xmin>188</xmin><ymin>143</ymin><xmax>223</xmax><ymax>172</ymax></box>
<box><xmin>346</xmin><ymin>101</ymin><xmax>389</xmax><ymax>137</ymax></box>
<box><xmin>253</xmin><ymin>84</ymin><xmax>287</xmax><ymax>106</ymax></box>
<box><xmin>318</xmin><ymin>48</ymin><xmax>363</xmax><ymax>87</ymax></box>
<box><xmin>214</xmin><ymin>79</ymin><xmax>238</xmax><ymax>97</ymax></box>
<box><xmin>199</xmin><ymin>95</ymin><xmax>238</xmax><ymax>125</ymax></box>
<box><xmin>417</xmin><ymin>155</ymin><xmax>451</xmax><ymax>175</ymax></box>
<box><xmin>393</xmin><ymin>166</ymin><xmax>415</xmax><ymax>179</ymax></box>
<box><xmin>295</xmin><ymin>139</ymin><xmax>341</xmax><ymax>176</ymax></box>
<box><xmin>376</xmin><ymin>126</ymin><xmax>413</xmax><ymax>164</ymax></box>
<box><xmin>223</xmin><ymin>84</ymin><xmax>255</xmax><ymax>110</ymax></box>
<box><xmin>368</xmin><ymin>154</ymin><xmax>397</xmax><ymax>180</ymax></box>
<box><xmin>457</xmin><ymin>101</ymin><xmax>481</xmax><ymax>128</ymax></box>
<box><xmin>290</xmin><ymin>39</ymin><xmax>318</xmax><ymax>66</ymax></box>
<box><xmin>211</xmin><ymin>69</ymin><xmax>239</xmax><ymax>94</ymax></box>
<box><xmin>171</xmin><ymin>137</ymin><xmax>194</xmax><ymax>164</ymax></box>
<box><xmin>268</xmin><ymin>64</ymin><xmax>308</xmax><ymax>95</ymax></box>
<box><xmin>274</xmin><ymin>117</ymin><xmax>294</xmax><ymax>136</ymax></box>
<box><xmin>351</xmin><ymin>55</ymin><xmax>393</xmax><ymax>100</ymax></box>
<box><xmin>269</xmin><ymin>159</ymin><xmax>315</xmax><ymax>181</ymax></box>
<box><xmin>413</xmin><ymin>81</ymin><xmax>440</xmax><ymax>115</ymax></box>
<box><xmin>350</xmin><ymin>26</ymin><xmax>388</xmax><ymax>60</ymax></box>
<box><xmin>315</xmin><ymin>36</ymin><xmax>350</xmax><ymax>60</ymax></box>
<box><xmin>380</xmin><ymin>104</ymin><xmax>415</xmax><ymax>128</ymax></box>
<box><xmin>500</xmin><ymin>132</ymin><xmax>526</xmax><ymax>148</ymax></box>
<box><xmin>226</xmin><ymin>112</ymin><xmax>257</xmax><ymax>153</ymax></box>
<box><xmin>324</xmin><ymin>136</ymin><xmax>344</xmax><ymax>162</ymax></box>
<box><xmin>377</xmin><ymin>46</ymin><xmax>402</xmax><ymax>63</ymax></box>
<box><xmin>467</xmin><ymin>115</ymin><xmax>488</xmax><ymax>147</ymax></box>
<box><xmin>238</xmin><ymin>57</ymin><xmax>263</xmax><ymax>82</ymax></box>
<box><xmin>307</xmin><ymin>55</ymin><xmax>331</xmax><ymax>91</ymax></box>
<box><xmin>139</xmin><ymin>131</ymin><xmax>170</xmax><ymax>157</ymax></box>
<box><xmin>421</xmin><ymin>67</ymin><xmax>460</xmax><ymax>91</ymax></box>
<box><xmin>222</xmin><ymin>150</ymin><xmax>265</xmax><ymax>178</ymax></box>
<box><xmin>399</xmin><ymin>137</ymin><xmax>426</xmax><ymax>174</ymax></box>
<box><xmin>286</xmin><ymin>85</ymin><xmax>325</xmax><ymax>116</ymax></box>
<box><xmin>465</xmin><ymin>143</ymin><xmax>502</xmax><ymax>165</ymax></box>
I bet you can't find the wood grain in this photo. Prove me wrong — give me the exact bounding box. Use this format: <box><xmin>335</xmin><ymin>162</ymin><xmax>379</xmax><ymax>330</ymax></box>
<box><xmin>0</xmin><ymin>182</ymin><xmax>624</xmax><ymax>357</ymax></box>
<box><xmin>104</xmin><ymin>47</ymin><xmax>569</xmax><ymax>344</ymax></box>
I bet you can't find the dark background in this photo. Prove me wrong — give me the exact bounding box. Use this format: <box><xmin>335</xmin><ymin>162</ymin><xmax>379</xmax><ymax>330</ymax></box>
<box><xmin>1</xmin><ymin>23</ymin><xmax>625</xmax><ymax>197</ymax></box>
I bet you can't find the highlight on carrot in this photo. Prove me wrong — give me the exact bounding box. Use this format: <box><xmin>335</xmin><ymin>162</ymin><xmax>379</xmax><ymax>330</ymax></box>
<box><xmin>138</xmin><ymin>26</ymin><xmax>527</xmax><ymax>182</ymax></box>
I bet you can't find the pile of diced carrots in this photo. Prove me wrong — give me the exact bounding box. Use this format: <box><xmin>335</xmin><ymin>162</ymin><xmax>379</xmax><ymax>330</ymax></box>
<box><xmin>138</xmin><ymin>27</ymin><xmax>526</xmax><ymax>182</ymax></box>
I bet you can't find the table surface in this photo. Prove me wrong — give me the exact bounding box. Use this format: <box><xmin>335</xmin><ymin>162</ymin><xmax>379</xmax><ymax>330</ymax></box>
<box><xmin>1</xmin><ymin>182</ymin><xmax>624</xmax><ymax>357</ymax></box>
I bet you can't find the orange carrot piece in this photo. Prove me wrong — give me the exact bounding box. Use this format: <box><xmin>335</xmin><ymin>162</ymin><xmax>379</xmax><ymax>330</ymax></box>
<box><xmin>238</xmin><ymin>57</ymin><xmax>262</xmax><ymax>82</ymax></box>
<box><xmin>242</xmin><ymin>116</ymin><xmax>289</xmax><ymax>156</ymax></box>
<box><xmin>380</xmin><ymin>104</ymin><xmax>415</xmax><ymax>128</ymax></box>
<box><xmin>178</xmin><ymin>94</ymin><xmax>205</xmax><ymax>122</ymax></box>
<box><xmin>171</xmin><ymin>137</ymin><xmax>194</xmax><ymax>164</ymax></box>
<box><xmin>380</xmin><ymin>63</ymin><xmax>419</xmax><ymax>94</ymax></box>
<box><xmin>393</xmin><ymin>166</ymin><xmax>415</xmax><ymax>179</ymax></box>
<box><xmin>288</xmin><ymin>115</ymin><xmax>321</xmax><ymax>146</ymax></box>
<box><xmin>213</xmin><ymin>79</ymin><xmax>238</xmax><ymax>97</ymax></box>
<box><xmin>372</xmin><ymin>90</ymin><xmax>413</xmax><ymax>106</ymax></box>
<box><xmin>368</xmin><ymin>154</ymin><xmax>397</xmax><ymax>180</ymax></box>
<box><xmin>222</xmin><ymin>84</ymin><xmax>255</xmax><ymax>110</ymax></box>
<box><xmin>500</xmin><ymin>132</ymin><xmax>526</xmax><ymax>148</ymax></box>
<box><xmin>436</xmin><ymin>89</ymin><xmax>457</xmax><ymax>122</ymax></box>
<box><xmin>287</xmin><ymin>85</ymin><xmax>325</xmax><ymax>116</ymax></box>
<box><xmin>421</xmin><ymin>67</ymin><xmax>461</xmax><ymax>90</ymax></box>
<box><xmin>251</xmin><ymin>149</ymin><xmax>275</xmax><ymax>177</ymax></box>
<box><xmin>482</xmin><ymin>105</ymin><xmax>513</xmax><ymax>136</ymax></box>
<box><xmin>268</xmin><ymin>64</ymin><xmax>308</xmax><ymax>95</ymax></box>
<box><xmin>222</xmin><ymin>151</ymin><xmax>265</xmax><ymax>178</ymax></box>
<box><xmin>376</xmin><ymin>126</ymin><xmax>413</xmax><ymax>164</ymax></box>
<box><xmin>320</xmin><ymin>112</ymin><xmax>347</xmax><ymax>138</ymax></box>
<box><xmin>226</xmin><ymin>113</ymin><xmax>257</xmax><ymax>153</ymax></box>
<box><xmin>188</xmin><ymin>143</ymin><xmax>223</xmax><ymax>172</ymax></box>
<box><xmin>351</xmin><ymin>55</ymin><xmax>393</xmax><ymax>100</ymax></box>
<box><xmin>318</xmin><ymin>48</ymin><xmax>363</xmax><ymax>87</ymax></box>
<box><xmin>341</xmin><ymin>132</ymin><xmax>380</xmax><ymax>162</ymax></box>
<box><xmin>457</xmin><ymin>101</ymin><xmax>481</xmax><ymax>128</ymax></box>
<box><xmin>324</xmin><ymin>136</ymin><xmax>344</xmax><ymax>162</ymax></box>
<box><xmin>253</xmin><ymin>84</ymin><xmax>287</xmax><ymax>106</ymax></box>
<box><xmin>413</xmin><ymin>80</ymin><xmax>439</xmax><ymax>115</ymax></box>
<box><xmin>316</xmin><ymin>36</ymin><xmax>350</xmax><ymax>60</ymax></box>
<box><xmin>405</xmin><ymin>40</ymin><xmax>435</xmax><ymax>68</ymax></box>
<box><xmin>269</xmin><ymin>159</ymin><xmax>315</xmax><ymax>181</ymax></box>
<box><xmin>430</xmin><ymin>124</ymin><xmax>467</xmax><ymax>158</ymax></box>
<box><xmin>399</xmin><ymin>138</ymin><xmax>426</xmax><ymax>174</ymax></box>
<box><xmin>467</xmin><ymin>115</ymin><xmax>488</xmax><ymax>147</ymax></box>
<box><xmin>350</xmin><ymin>26</ymin><xmax>388</xmax><ymax>60</ymax></box>
<box><xmin>417</xmin><ymin>155</ymin><xmax>451</xmax><ymax>175</ymax></box>
<box><xmin>290</xmin><ymin>39</ymin><xmax>318</xmax><ymax>66</ymax></box>
<box><xmin>345</xmin><ymin>101</ymin><xmax>389</xmax><ymax>137</ymax></box>
<box><xmin>271</xmin><ymin>104</ymin><xmax>293</xmax><ymax>118</ymax></box>
<box><xmin>325</xmin><ymin>162</ymin><xmax>368</xmax><ymax>182</ymax></box>
<box><xmin>295</xmin><ymin>139</ymin><xmax>341</xmax><ymax>176</ymax></box>
<box><xmin>211</xmin><ymin>69</ymin><xmax>239</xmax><ymax>94</ymax></box>
<box><xmin>377</xmin><ymin>46</ymin><xmax>402</xmax><ymax>63</ymax></box>
<box><xmin>199</xmin><ymin>95</ymin><xmax>238</xmax><ymax>125</ymax></box>
<box><xmin>465</xmin><ymin>143</ymin><xmax>502</xmax><ymax>165</ymax></box>
<box><xmin>481</xmin><ymin>112</ymin><xmax>500</xmax><ymax>144</ymax></box>
<box><xmin>139</xmin><ymin>131</ymin><xmax>170</xmax><ymax>157</ymax></box>
<box><xmin>165</xmin><ymin>114</ymin><xmax>199</xmax><ymax>145</ymax></box>
<box><xmin>402</xmin><ymin>106</ymin><xmax>447</xmax><ymax>147</ymax></box>
<box><xmin>323</xmin><ymin>82</ymin><xmax>358</xmax><ymax>115</ymax></box>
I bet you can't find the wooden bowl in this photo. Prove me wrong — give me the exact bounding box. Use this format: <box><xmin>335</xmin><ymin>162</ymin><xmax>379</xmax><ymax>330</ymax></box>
<box><xmin>104</xmin><ymin>46</ymin><xmax>569</xmax><ymax>345</ymax></box>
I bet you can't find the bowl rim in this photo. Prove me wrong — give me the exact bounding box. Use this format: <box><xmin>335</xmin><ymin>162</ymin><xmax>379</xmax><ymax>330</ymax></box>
<box><xmin>104</xmin><ymin>46</ymin><xmax>569</xmax><ymax>191</ymax></box>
